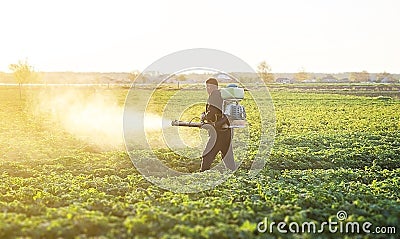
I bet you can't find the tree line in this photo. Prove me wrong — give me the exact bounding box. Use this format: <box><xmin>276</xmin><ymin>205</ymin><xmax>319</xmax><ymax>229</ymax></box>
<box><xmin>257</xmin><ymin>61</ymin><xmax>398</xmax><ymax>83</ymax></box>
<box><xmin>4</xmin><ymin>60</ymin><xmax>399</xmax><ymax>90</ymax></box>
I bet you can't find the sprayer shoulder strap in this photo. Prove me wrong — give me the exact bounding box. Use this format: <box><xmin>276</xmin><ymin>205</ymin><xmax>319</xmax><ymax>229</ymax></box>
<box><xmin>207</xmin><ymin>90</ymin><xmax>223</xmax><ymax>111</ymax></box>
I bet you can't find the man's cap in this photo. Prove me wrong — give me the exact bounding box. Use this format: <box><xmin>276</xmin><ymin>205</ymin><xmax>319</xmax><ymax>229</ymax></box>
<box><xmin>206</xmin><ymin>77</ymin><xmax>218</xmax><ymax>86</ymax></box>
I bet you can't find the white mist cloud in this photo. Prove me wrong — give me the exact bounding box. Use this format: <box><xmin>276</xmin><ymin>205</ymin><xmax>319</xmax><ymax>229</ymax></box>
<box><xmin>32</xmin><ymin>87</ymin><xmax>169</xmax><ymax>151</ymax></box>
<box><xmin>33</xmin><ymin>88</ymin><xmax>124</xmax><ymax>149</ymax></box>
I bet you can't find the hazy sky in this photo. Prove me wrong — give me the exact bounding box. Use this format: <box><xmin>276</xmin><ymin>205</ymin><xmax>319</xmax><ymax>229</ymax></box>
<box><xmin>0</xmin><ymin>0</ymin><xmax>399</xmax><ymax>73</ymax></box>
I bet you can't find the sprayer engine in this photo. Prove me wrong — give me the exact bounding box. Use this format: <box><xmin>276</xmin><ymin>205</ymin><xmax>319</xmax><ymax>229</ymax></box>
<box><xmin>221</xmin><ymin>84</ymin><xmax>247</xmax><ymax>128</ymax></box>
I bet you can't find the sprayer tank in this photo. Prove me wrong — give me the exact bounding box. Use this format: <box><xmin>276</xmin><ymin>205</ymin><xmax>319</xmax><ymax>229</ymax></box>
<box><xmin>220</xmin><ymin>87</ymin><xmax>244</xmax><ymax>100</ymax></box>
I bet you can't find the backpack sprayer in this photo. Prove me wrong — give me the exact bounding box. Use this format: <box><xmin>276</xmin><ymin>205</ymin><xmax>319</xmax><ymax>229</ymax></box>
<box><xmin>171</xmin><ymin>84</ymin><xmax>247</xmax><ymax>129</ymax></box>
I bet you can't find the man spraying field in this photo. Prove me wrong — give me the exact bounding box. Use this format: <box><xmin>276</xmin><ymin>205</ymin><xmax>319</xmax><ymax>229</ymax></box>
<box><xmin>200</xmin><ymin>78</ymin><xmax>236</xmax><ymax>171</ymax></box>
<box><xmin>172</xmin><ymin>77</ymin><xmax>247</xmax><ymax>172</ymax></box>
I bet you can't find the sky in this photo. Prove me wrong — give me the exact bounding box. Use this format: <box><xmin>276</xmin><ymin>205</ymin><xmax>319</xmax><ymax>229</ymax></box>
<box><xmin>0</xmin><ymin>0</ymin><xmax>399</xmax><ymax>73</ymax></box>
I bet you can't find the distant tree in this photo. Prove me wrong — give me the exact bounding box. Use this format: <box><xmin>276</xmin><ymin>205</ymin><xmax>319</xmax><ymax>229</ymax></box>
<box><xmin>128</xmin><ymin>70</ymin><xmax>140</xmax><ymax>82</ymax></box>
<box><xmin>376</xmin><ymin>71</ymin><xmax>395</xmax><ymax>83</ymax></box>
<box><xmin>9</xmin><ymin>60</ymin><xmax>38</xmax><ymax>99</ymax></box>
<box><xmin>349</xmin><ymin>70</ymin><xmax>369</xmax><ymax>82</ymax></box>
<box><xmin>175</xmin><ymin>74</ymin><xmax>187</xmax><ymax>89</ymax></box>
<box><xmin>360</xmin><ymin>70</ymin><xmax>369</xmax><ymax>82</ymax></box>
<box><xmin>176</xmin><ymin>74</ymin><xmax>186</xmax><ymax>82</ymax></box>
<box><xmin>128</xmin><ymin>70</ymin><xmax>149</xmax><ymax>85</ymax></box>
<box><xmin>294</xmin><ymin>67</ymin><xmax>309</xmax><ymax>82</ymax></box>
<box><xmin>257</xmin><ymin>61</ymin><xmax>274</xmax><ymax>83</ymax></box>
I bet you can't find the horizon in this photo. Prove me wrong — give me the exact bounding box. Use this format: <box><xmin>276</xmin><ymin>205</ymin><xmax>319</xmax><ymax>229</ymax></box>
<box><xmin>1</xmin><ymin>70</ymin><xmax>400</xmax><ymax>74</ymax></box>
<box><xmin>0</xmin><ymin>0</ymin><xmax>399</xmax><ymax>73</ymax></box>
<box><xmin>2</xmin><ymin>70</ymin><xmax>400</xmax><ymax>75</ymax></box>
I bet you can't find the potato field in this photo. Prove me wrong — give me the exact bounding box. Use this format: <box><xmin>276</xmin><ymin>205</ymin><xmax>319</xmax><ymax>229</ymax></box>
<box><xmin>0</xmin><ymin>85</ymin><xmax>399</xmax><ymax>239</ymax></box>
